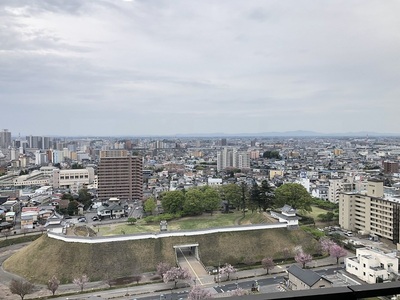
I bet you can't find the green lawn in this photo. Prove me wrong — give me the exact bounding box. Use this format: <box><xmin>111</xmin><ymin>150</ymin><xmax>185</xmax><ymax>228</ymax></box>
<box><xmin>96</xmin><ymin>211</ymin><xmax>260</xmax><ymax>236</ymax></box>
<box><xmin>305</xmin><ymin>205</ymin><xmax>330</xmax><ymax>219</ymax></box>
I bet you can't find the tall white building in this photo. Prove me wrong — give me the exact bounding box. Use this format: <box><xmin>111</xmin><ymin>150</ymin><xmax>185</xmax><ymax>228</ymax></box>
<box><xmin>217</xmin><ymin>148</ymin><xmax>250</xmax><ymax>171</ymax></box>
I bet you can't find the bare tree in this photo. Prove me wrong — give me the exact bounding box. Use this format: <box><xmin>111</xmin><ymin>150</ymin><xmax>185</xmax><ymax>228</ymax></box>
<box><xmin>2</xmin><ymin>228</ymin><xmax>11</xmax><ymax>239</ymax></box>
<box><xmin>132</xmin><ymin>274</ymin><xmax>143</xmax><ymax>284</ymax></box>
<box><xmin>9</xmin><ymin>279</ymin><xmax>35</xmax><ymax>300</ymax></box>
<box><xmin>47</xmin><ymin>275</ymin><xmax>60</xmax><ymax>295</ymax></box>
<box><xmin>21</xmin><ymin>227</ymin><xmax>28</xmax><ymax>236</ymax></box>
<box><xmin>281</xmin><ymin>247</ymin><xmax>292</xmax><ymax>262</ymax></box>
<box><xmin>261</xmin><ymin>257</ymin><xmax>275</xmax><ymax>275</ymax></box>
<box><xmin>73</xmin><ymin>274</ymin><xmax>89</xmax><ymax>292</ymax></box>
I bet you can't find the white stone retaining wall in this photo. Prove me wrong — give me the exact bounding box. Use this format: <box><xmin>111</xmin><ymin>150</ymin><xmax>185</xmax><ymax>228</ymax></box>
<box><xmin>47</xmin><ymin>223</ymin><xmax>288</xmax><ymax>244</ymax></box>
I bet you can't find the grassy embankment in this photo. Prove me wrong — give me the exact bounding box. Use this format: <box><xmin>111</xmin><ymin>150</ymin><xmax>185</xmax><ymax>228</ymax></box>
<box><xmin>3</xmin><ymin>211</ymin><xmax>319</xmax><ymax>284</ymax></box>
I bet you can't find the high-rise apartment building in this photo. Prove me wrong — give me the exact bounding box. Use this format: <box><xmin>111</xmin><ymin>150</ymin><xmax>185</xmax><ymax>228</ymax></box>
<box><xmin>0</xmin><ymin>129</ymin><xmax>12</xmax><ymax>148</ymax></box>
<box><xmin>97</xmin><ymin>150</ymin><xmax>143</xmax><ymax>202</ymax></box>
<box><xmin>217</xmin><ymin>148</ymin><xmax>250</xmax><ymax>171</ymax></box>
<box><xmin>339</xmin><ymin>179</ymin><xmax>400</xmax><ymax>244</ymax></box>
<box><xmin>383</xmin><ymin>161</ymin><xmax>399</xmax><ymax>174</ymax></box>
<box><xmin>25</xmin><ymin>135</ymin><xmax>51</xmax><ymax>150</ymax></box>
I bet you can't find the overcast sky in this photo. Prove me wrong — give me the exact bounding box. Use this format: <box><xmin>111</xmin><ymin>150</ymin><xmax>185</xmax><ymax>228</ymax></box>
<box><xmin>1</xmin><ymin>0</ymin><xmax>400</xmax><ymax>137</ymax></box>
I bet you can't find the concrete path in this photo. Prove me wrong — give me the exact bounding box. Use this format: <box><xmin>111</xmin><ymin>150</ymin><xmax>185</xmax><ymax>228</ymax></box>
<box><xmin>176</xmin><ymin>248</ymin><xmax>214</xmax><ymax>286</ymax></box>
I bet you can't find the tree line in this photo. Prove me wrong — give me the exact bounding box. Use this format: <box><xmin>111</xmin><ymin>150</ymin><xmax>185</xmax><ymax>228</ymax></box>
<box><xmin>155</xmin><ymin>181</ymin><xmax>313</xmax><ymax>218</ymax></box>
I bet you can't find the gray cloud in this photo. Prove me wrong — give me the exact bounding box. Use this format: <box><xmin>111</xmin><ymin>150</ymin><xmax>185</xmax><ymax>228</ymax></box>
<box><xmin>1</xmin><ymin>0</ymin><xmax>399</xmax><ymax>136</ymax></box>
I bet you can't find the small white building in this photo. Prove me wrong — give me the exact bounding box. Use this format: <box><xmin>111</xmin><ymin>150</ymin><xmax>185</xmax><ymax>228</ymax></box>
<box><xmin>270</xmin><ymin>205</ymin><xmax>300</xmax><ymax>227</ymax></box>
<box><xmin>345</xmin><ymin>248</ymin><xmax>399</xmax><ymax>283</ymax></box>
<box><xmin>207</xmin><ymin>178</ymin><xmax>222</xmax><ymax>186</ymax></box>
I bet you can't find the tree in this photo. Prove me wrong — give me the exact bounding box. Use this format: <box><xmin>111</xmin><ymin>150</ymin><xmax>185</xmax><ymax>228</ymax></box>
<box><xmin>259</xmin><ymin>180</ymin><xmax>274</xmax><ymax>211</ymax></box>
<box><xmin>261</xmin><ymin>257</ymin><xmax>275</xmax><ymax>275</ymax></box>
<box><xmin>240</xmin><ymin>182</ymin><xmax>249</xmax><ymax>216</ymax></box>
<box><xmin>263</xmin><ymin>151</ymin><xmax>281</xmax><ymax>159</ymax></box>
<box><xmin>329</xmin><ymin>244</ymin><xmax>347</xmax><ymax>264</ymax></box>
<box><xmin>231</xmin><ymin>287</ymin><xmax>248</xmax><ymax>296</ymax></box>
<box><xmin>183</xmin><ymin>189</ymin><xmax>204</xmax><ymax>216</ymax></box>
<box><xmin>320</xmin><ymin>237</ymin><xmax>336</xmax><ymax>253</ymax></box>
<box><xmin>219</xmin><ymin>184</ymin><xmax>242</xmax><ymax>212</ymax></box>
<box><xmin>47</xmin><ymin>275</ymin><xmax>60</xmax><ymax>296</ymax></box>
<box><xmin>274</xmin><ymin>183</ymin><xmax>312</xmax><ymax>213</ymax></box>
<box><xmin>220</xmin><ymin>263</ymin><xmax>237</xmax><ymax>281</ymax></box>
<box><xmin>281</xmin><ymin>247</ymin><xmax>292</xmax><ymax>262</ymax></box>
<box><xmin>78</xmin><ymin>188</ymin><xmax>92</xmax><ymax>209</ymax></box>
<box><xmin>187</xmin><ymin>285</ymin><xmax>213</xmax><ymax>300</ymax></box>
<box><xmin>249</xmin><ymin>182</ymin><xmax>261</xmax><ymax>212</ymax></box>
<box><xmin>2</xmin><ymin>228</ymin><xmax>11</xmax><ymax>239</ymax></box>
<box><xmin>318</xmin><ymin>212</ymin><xmax>335</xmax><ymax>222</ymax></box>
<box><xmin>161</xmin><ymin>191</ymin><xmax>185</xmax><ymax>214</ymax></box>
<box><xmin>163</xmin><ymin>267</ymin><xmax>191</xmax><ymax>288</ymax></box>
<box><xmin>9</xmin><ymin>279</ymin><xmax>35</xmax><ymax>300</ymax></box>
<box><xmin>132</xmin><ymin>274</ymin><xmax>143</xmax><ymax>284</ymax></box>
<box><xmin>62</xmin><ymin>193</ymin><xmax>74</xmax><ymax>201</ymax></box>
<box><xmin>295</xmin><ymin>251</ymin><xmax>313</xmax><ymax>268</ymax></box>
<box><xmin>156</xmin><ymin>262</ymin><xmax>171</xmax><ymax>277</ymax></box>
<box><xmin>144</xmin><ymin>197</ymin><xmax>157</xmax><ymax>215</ymax></box>
<box><xmin>73</xmin><ymin>274</ymin><xmax>89</xmax><ymax>292</ymax></box>
<box><xmin>67</xmin><ymin>200</ymin><xmax>79</xmax><ymax>216</ymax></box>
<box><xmin>202</xmin><ymin>186</ymin><xmax>221</xmax><ymax>216</ymax></box>
<box><xmin>127</xmin><ymin>217</ymin><xmax>137</xmax><ymax>225</ymax></box>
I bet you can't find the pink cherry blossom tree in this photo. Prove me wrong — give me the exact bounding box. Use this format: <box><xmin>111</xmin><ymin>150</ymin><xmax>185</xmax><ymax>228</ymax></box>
<box><xmin>231</xmin><ymin>287</ymin><xmax>248</xmax><ymax>296</ymax></box>
<box><xmin>157</xmin><ymin>262</ymin><xmax>171</xmax><ymax>277</ymax></box>
<box><xmin>261</xmin><ymin>257</ymin><xmax>275</xmax><ymax>275</ymax></box>
<box><xmin>295</xmin><ymin>251</ymin><xmax>312</xmax><ymax>268</ymax></box>
<box><xmin>163</xmin><ymin>267</ymin><xmax>191</xmax><ymax>288</ymax></box>
<box><xmin>220</xmin><ymin>263</ymin><xmax>237</xmax><ymax>281</ymax></box>
<box><xmin>47</xmin><ymin>275</ymin><xmax>60</xmax><ymax>296</ymax></box>
<box><xmin>329</xmin><ymin>244</ymin><xmax>347</xmax><ymax>264</ymax></box>
<box><xmin>320</xmin><ymin>237</ymin><xmax>336</xmax><ymax>253</ymax></box>
<box><xmin>73</xmin><ymin>274</ymin><xmax>89</xmax><ymax>292</ymax></box>
<box><xmin>187</xmin><ymin>285</ymin><xmax>212</xmax><ymax>300</ymax></box>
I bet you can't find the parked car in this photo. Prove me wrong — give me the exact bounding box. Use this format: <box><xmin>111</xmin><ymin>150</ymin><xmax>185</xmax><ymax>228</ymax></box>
<box><xmin>92</xmin><ymin>216</ymin><xmax>99</xmax><ymax>221</ymax></box>
<box><xmin>78</xmin><ymin>217</ymin><xmax>86</xmax><ymax>222</ymax></box>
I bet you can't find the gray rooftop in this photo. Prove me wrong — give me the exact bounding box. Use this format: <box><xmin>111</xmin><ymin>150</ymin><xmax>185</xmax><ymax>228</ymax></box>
<box><xmin>287</xmin><ymin>264</ymin><xmax>330</xmax><ymax>287</ymax></box>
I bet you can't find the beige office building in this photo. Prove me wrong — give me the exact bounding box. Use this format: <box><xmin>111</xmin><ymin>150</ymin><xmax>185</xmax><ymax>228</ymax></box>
<box><xmin>339</xmin><ymin>179</ymin><xmax>400</xmax><ymax>245</ymax></box>
<box><xmin>97</xmin><ymin>151</ymin><xmax>143</xmax><ymax>202</ymax></box>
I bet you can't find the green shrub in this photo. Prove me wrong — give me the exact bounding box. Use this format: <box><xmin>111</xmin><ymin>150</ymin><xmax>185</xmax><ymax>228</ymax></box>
<box><xmin>301</xmin><ymin>226</ymin><xmax>325</xmax><ymax>240</ymax></box>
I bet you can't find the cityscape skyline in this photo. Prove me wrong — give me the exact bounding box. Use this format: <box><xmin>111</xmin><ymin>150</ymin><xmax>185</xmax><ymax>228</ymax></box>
<box><xmin>2</xmin><ymin>1</ymin><xmax>400</xmax><ymax>136</ymax></box>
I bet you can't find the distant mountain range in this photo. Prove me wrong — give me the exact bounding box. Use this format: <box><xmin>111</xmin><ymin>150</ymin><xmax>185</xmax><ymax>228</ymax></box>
<box><xmin>42</xmin><ymin>130</ymin><xmax>400</xmax><ymax>138</ymax></box>
<box><xmin>174</xmin><ymin>130</ymin><xmax>400</xmax><ymax>138</ymax></box>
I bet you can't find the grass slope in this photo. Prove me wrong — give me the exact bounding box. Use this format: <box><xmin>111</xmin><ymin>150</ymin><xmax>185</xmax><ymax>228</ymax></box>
<box><xmin>3</xmin><ymin>228</ymin><xmax>317</xmax><ymax>284</ymax></box>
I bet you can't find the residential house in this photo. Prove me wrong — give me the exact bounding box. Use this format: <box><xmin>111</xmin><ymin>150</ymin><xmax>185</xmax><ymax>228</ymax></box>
<box><xmin>97</xmin><ymin>203</ymin><xmax>125</xmax><ymax>219</ymax></box>
<box><xmin>286</xmin><ymin>265</ymin><xmax>333</xmax><ymax>290</ymax></box>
